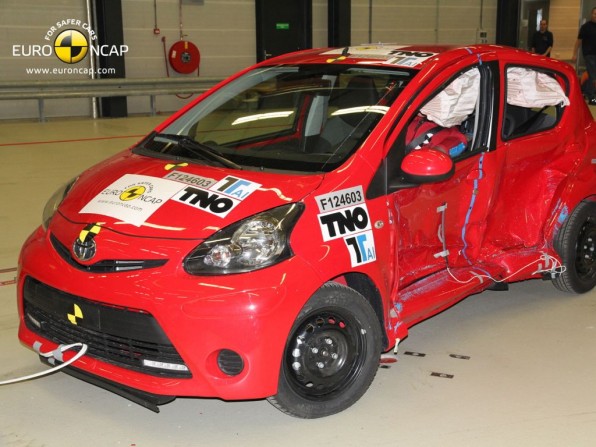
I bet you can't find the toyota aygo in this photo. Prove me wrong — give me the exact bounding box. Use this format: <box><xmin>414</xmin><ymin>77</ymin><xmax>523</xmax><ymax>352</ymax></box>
<box><xmin>17</xmin><ymin>44</ymin><xmax>596</xmax><ymax>418</ymax></box>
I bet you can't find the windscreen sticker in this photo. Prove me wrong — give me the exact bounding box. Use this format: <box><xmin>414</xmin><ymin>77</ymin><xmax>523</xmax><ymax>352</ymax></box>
<box><xmin>172</xmin><ymin>175</ymin><xmax>262</xmax><ymax>218</ymax></box>
<box><xmin>382</xmin><ymin>50</ymin><xmax>437</xmax><ymax>67</ymax></box>
<box><xmin>316</xmin><ymin>186</ymin><xmax>377</xmax><ymax>267</ymax></box>
<box><xmin>79</xmin><ymin>174</ymin><xmax>186</xmax><ymax>227</ymax></box>
<box><xmin>322</xmin><ymin>46</ymin><xmax>406</xmax><ymax>59</ymax></box>
<box><xmin>322</xmin><ymin>46</ymin><xmax>436</xmax><ymax>67</ymax></box>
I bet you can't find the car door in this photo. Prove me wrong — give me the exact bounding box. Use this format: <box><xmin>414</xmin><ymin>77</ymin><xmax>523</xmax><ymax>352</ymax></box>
<box><xmin>386</xmin><ymin>61</ymin><xmax>500</xmax><ymax>290</ymax></box>
<box><xmin>483</xmin><ymin>63</ymin><xmax>574</xmax><ymax>249</ymax></box>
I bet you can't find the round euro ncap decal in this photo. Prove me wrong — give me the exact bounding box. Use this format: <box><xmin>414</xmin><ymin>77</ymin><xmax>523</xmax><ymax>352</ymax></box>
<box><xmin>119</xmin><ymin>186</ymin><xmax>147</xmax><ymax>201</ymax></box>
<box><xmin>54</xmin><ymin>29</ymin><xmax>88</xmax><ymax>64</ymax></box>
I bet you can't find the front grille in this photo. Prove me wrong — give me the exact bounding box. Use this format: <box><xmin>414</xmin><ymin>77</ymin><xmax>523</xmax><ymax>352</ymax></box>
<box><xmin>50</xmin><ymin>233</ymin><xmax>168</xmax><ymax>273</ymax></box>
<box><xmin>23</xmin><ymin>276</ymin><xmax>191</xmax><ymax>378</ymax></box>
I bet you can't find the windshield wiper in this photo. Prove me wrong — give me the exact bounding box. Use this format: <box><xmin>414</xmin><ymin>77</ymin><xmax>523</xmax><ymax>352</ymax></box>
<box><xmin>153</xmin><ymin>133</ymin><xmax>242</xmax><ymax>170</ymax></box>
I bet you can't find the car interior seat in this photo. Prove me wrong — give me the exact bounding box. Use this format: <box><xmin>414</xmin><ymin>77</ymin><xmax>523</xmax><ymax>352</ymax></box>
<box><xmin>312</xmin><ymin>76</ymin><xmax>380</xmax><ymax>152</ymax></box>
<box><xmin>502</xmin><ymin>104</ymin><xmax>529</xmax><ymax>139</ymax></box>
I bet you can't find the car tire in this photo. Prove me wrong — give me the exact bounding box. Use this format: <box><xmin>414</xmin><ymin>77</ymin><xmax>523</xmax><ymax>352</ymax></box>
<box><xmin>552</xmin><ymin>200</ymin><xmax>596</xmax><ymax>294</ymax></box>
<box><xmin>267</xmin><ymin>282</ymin><xmax>382</xmax><ymax>418</ymax></box>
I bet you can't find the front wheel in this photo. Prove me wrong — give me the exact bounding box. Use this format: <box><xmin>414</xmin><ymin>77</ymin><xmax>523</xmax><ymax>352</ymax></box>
<box><xmin>553</xmin><ymin>201</ymin><xmax>596</xmax><ymax>293</ymax></box>
<box><xmin>268</xmin><ymin>283</ymin><xmax>382</xmax><ymax>418</ymax></box>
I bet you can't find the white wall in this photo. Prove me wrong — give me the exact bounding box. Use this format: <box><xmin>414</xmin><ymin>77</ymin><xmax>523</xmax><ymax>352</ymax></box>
<box><xmin>122</xmin><ymin>0</ymin><xmax>331</xmax><ymax>114</ymax></box>
<box><xmin>0</xmin><ymin>0</ymin><xmax>92</xmax><ymax>119</ymax></box>
<box><xmin>549</xmin><ymin>0</ymin><xmax>581</xmax><ymax>60</ymax></box>
<box><xmin>1</xmin><ymin>0</ymin><xmax>501</xmax><ymax>121</ymax></box>
<box><xmin>351</xmin><ymin>0</ymin><xmax>497</xmax><ymax>45</ymax></box>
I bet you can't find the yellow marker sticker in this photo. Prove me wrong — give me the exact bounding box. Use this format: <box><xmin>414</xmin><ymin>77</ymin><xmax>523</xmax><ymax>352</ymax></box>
<box><xmin>67</xmin><ymin>303</ymin><xmax>84</xmax><ymax>325</ymax></box>
<box><xmin>164</xmin><ymin>162</ymin><xmax>189</xmax><ymax>171</ymax></box>
<box><xmin>326</xmin><ymin>55</ymin><xmax>347</xmax><ymax>63</ymax></box>
<box><xmin>78</xmin><ymin>224</ymin><xmax>101</xmax><ymax>243</ymax></box>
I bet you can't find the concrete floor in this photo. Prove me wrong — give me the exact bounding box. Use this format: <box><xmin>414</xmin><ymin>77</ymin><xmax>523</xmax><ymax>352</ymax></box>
<box><xmin>1</xmin><ymin>115</ymin><xmax>595</xmax><ymax>446</ymax></box>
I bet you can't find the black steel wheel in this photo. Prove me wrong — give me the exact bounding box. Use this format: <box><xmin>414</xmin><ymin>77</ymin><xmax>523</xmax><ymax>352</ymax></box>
<box><xmin>268</xmin><ymin>282</ymin><xmax>382</xmax><ymax>418</ymax></box>
<box><xmin>553</xmin><ymin>201</ymin><xmax>596</xmax><ymax>293</ymax></box>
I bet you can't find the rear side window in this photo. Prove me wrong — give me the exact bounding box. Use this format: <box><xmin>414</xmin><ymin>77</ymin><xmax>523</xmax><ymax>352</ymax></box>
<box><xmin>502</xmin><ymin>66</ymin><xmax>569</xmax><ymax>140</ymax></box>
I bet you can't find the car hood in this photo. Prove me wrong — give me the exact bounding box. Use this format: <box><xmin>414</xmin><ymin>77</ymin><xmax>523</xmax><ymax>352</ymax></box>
<box><xmin>57</xmin><ymin>150</ymin><xmax>324</xmax><ymax>239</ymax></box>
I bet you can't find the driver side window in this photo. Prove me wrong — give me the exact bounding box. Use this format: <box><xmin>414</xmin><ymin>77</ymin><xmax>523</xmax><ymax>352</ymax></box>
<box><xmin>404</xmin><ymin>67</ymin><xmax>481</xmax><ymax>159</ymax></box>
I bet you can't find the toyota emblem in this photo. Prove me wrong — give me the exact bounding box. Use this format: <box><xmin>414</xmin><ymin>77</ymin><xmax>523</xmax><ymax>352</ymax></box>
<box><xmin>73</xmin><ymin>237</ymin><xmax>96</xmax><ymax>261</ymax></box>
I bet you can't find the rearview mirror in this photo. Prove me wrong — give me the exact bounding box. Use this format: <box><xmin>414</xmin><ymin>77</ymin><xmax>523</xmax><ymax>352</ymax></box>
<box><xmin>400</xmin><ymin>148</ymin><xmax>455</xmax><ymax>183</ymax></box>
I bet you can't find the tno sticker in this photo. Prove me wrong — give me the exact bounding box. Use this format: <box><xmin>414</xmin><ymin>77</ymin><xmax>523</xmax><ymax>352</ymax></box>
<box><xmin>318</xmin><ymin>203</ymin><xmax>371</xmax><ymax>241</ymax></box>
<box><xmin>172</xmin><ymin>175</ymin><xmax>261</xmax><ymax>218</ymax></box>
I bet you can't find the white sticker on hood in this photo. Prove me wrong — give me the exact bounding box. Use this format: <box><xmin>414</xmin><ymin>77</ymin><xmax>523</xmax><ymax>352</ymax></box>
<box><xmin>163</xmin><ymin>171</ymin><xmax>217</xmax><ymax>189</ymax></box>
<box><xmin>172</xmin><ymin>175</ymin><xmax>262</xmax><ymax>218</ymax></box>
<box><xmin>79</xmin><ymin>174</ymin><xmax>186</xmax><ymax>226</ymax></box>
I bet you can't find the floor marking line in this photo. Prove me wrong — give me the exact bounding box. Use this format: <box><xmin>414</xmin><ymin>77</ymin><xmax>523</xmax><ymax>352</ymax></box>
<box><xmin>0</xmin><ymin>134</ymin><xmax>146</xmax><ymax>147</ymax></box>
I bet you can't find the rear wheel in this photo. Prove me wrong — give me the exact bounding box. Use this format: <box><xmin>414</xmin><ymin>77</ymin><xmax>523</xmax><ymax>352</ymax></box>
<box><xmin>268</xmin><ymin>283</ymin><xmax>382</xmax><ymax>418</ymax></box>
<box><xmin>553</xmin><ymin>201</ymin><xmax>596</xmax><ymax>293</ymax></box>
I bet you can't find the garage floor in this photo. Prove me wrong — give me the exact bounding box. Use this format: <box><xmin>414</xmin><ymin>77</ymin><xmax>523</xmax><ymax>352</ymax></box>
<box><xmin>1</xmin><ymin>115</ymin><xmax>595</xmax><ymax>447</ymax></box>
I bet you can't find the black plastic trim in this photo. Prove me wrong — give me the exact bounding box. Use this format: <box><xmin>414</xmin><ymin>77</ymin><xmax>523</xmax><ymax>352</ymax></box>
<box><xmin>40</xmin><ymin>357</ymin><xmax>175</xmax><ymax>413</ymax></box>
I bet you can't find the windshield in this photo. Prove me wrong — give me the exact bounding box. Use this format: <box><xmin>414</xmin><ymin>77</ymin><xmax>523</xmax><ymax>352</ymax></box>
<box><xmin>137</xmin><ymin>64</ymin><xmax>414</xmax><ymax>173</ymax></box>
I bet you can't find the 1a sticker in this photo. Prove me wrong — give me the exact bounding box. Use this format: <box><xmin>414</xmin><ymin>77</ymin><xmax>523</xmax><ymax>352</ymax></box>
<box><xmin>345</xmin><ymin>230</ymin><xmax>377</xmax><ymax>266</ymax></box>
<box><xmin>211</xmin><ymin>176</ymin><xmax>261</xmax><ymax>200</ymax></box>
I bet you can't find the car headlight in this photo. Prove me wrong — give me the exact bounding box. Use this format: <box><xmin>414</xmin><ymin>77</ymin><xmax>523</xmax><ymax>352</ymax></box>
<box><xmin>184</xmin><ymin>203</ymin><xmax>304</xmax><ymax>275</ymax></box>
<box><xmin>42</xmin><ymin>178</ymin><xmax>78</xmax><ymax>230</ymax></box>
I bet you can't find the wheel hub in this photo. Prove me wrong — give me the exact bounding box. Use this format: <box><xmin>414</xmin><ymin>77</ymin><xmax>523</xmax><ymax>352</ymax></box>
<box><xmin>287</xmin><ymin>312</ymin><xmax>363</xmax><ymax>397</ymax></box>
<box><xmin>576</xmin><ymin>218</ymin><xmax>596</xmax><ymax>279</ymax></box>
<box><xmin>302</xmin><ymin>333</ymin><xmax>346</xmax><ymax>377</ymax></box>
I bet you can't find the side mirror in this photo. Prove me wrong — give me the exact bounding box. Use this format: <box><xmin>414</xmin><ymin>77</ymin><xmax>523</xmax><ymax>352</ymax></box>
<box><xmin>400</xmin><ymin>148</ymin><xmax>455</xmax><ymax>183</ymax></box>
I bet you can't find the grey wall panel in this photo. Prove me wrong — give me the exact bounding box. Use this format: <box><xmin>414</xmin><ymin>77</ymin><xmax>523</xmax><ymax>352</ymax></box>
<box><xmin>1</xmin><ymin>0</ymin><xmax>506</xmax><ymax>120</ymax></box>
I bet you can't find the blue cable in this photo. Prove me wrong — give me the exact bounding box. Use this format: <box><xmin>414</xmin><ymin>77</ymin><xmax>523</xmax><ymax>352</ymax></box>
<box><xmin>461</xmin><ymin>152</ymin><xmax>485</xmax><ymax>265</ymax></box>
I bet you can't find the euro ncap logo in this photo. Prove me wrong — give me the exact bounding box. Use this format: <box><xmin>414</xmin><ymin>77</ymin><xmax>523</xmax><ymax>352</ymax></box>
<box><xmin>120</xmin><ymin>186</ymin><xmax>147</xmax><ymax>201</ymax></box>
<box><xmin>54</xmin><ymin>29</ymin><xmax>88</xmax><ymax>64</ymax></box>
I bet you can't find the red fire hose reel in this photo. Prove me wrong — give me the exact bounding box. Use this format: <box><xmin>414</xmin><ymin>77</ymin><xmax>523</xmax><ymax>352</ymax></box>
<box><xmin>168</xmin><ymin>40</ymin><xmax>200</xmax><ymax>74</ymax></box>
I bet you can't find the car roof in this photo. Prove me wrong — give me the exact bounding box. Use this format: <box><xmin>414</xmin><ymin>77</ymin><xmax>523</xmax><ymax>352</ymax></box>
<box><xmin>262</xmin><ymin>44</ymin><xmax>577</xmax><ymax>81</ymax></box>
<box><xmin>265</xmin><ymin>44</ymin><xmax>469</xmax><ymax>70</ymax></box>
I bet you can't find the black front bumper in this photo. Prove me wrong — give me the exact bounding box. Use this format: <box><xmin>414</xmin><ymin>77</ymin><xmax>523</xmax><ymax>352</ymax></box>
<box><xmin>40</xmin><ymin>356</ymin><xmax>176</xmax><ymax>413</ymax></box>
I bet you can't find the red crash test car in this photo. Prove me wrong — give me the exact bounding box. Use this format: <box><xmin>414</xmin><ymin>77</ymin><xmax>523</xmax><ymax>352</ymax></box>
<box><xmin>17</xmin><ymin>44</ymin><xmax>596</xmax><ymax>418</ymax></box>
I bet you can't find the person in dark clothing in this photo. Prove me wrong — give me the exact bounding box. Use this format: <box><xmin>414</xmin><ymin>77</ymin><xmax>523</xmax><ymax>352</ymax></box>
<box><xmin>574</xmin><ymin>7</ymin><xmax>596</xmax><ymax>105</ymax></box>
<box><xmin>531</xmin><ymin>19</ymin><xmax>553</xmax><ymax>57</ymax></box>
